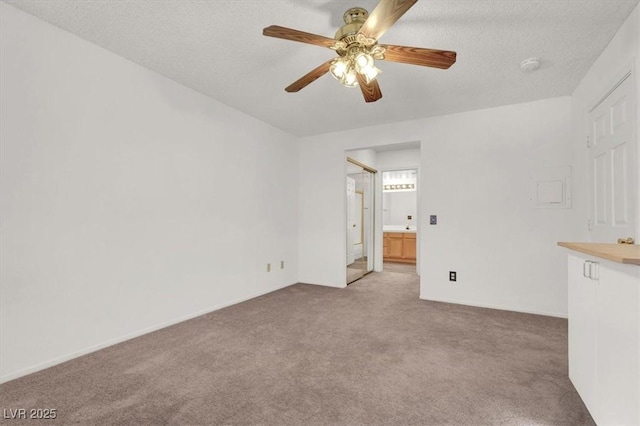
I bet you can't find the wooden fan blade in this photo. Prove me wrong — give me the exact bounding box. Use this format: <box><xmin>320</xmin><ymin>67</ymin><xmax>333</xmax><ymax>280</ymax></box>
<box><xmin>285</xmin><ymin>60</ymin><xmax>333</xmax><ymax>92</ymax></box>
<box><xmin>356</xmin><ymin>74</ymin><xmax>383</xmax><ymax>103</ymax></box>
<box><xmin>358</xmin><ymin>0</ymin><xmax>417</xmax><ymax>41</ymax></box>
<box><xmin>263</xmin><ymin>25</ymin><xmax>336</xmax><ymax>49</ymax></box>
<box><xmin>381</xmin><ymin>44</ymin><xmax>457</xmax><ymax>69</ymax></box>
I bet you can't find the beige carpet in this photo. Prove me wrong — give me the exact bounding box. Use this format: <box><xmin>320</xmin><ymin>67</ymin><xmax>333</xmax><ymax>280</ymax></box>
<box><xmin>1</xmin><ymin>271</ymin><xmax>593</xmax><ymax>425</ymax></box>
<box><xmin>383</xmin><ymin>261</ymin><xmax>417</xmax><ymax>274</ymax></box>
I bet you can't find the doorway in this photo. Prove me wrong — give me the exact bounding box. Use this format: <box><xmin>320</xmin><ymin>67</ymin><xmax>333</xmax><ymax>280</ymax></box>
<box><xmin>588</xmin><ymin>71</ymin><xmax>638</xmax><ymax>242</ymax></box>
<box><xmin>382</xmin><ymin>169</ymin><xmax>418</xmax><ymax>273</ymax></box>
<box><xmin>346</xmin><ymin>157</ymin><xmax>376</xmax><ymax>284</ymax></box>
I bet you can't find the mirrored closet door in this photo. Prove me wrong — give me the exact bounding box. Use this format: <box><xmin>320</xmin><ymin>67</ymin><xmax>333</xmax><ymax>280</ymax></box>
<box><xmin>346</xmin><ymin>158</ymin><xmax>375</xmax><ymax>284</ymax></box>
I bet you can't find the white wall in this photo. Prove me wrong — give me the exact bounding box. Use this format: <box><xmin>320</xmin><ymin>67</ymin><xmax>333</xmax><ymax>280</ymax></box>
<box><xmin>376</xmin><ymin>148</ymin><xmax>421</xmax><ymax>171</ymax></box>
<box><xmin>384</xmin><ymin>192</ymin><xmax>417</xmax><ymax>227</ymax></box>
<box><xmin>0</xmin><ymin>3</ymin><xmax>299</xmax><ymax>382</ymax></box>
<box><xmin>299</xmin><ymin>97</ymin><xmax>578</xmax><ymax>316</ymax></box>
<box><xmin>417</xmin><ymin>99</ymin><xmax>576</xmax><ymax>317</ymax></box>
<box><xmin>571</xmin><ymin>3</ymin><xmax>640</xmax><ymax>241</ymax></box>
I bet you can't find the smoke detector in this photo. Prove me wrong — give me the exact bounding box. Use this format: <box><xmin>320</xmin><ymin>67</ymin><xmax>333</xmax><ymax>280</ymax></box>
<box><xmin>520</xmin><ymin>57</ymin><xmax>540</xmax><ymax>71</ymax></box>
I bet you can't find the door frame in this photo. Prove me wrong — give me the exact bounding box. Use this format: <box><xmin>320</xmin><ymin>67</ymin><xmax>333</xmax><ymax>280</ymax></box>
<box><xmin>346</xmin><ymin>157</ymin><xmax>377</xmax><ymax>284</ymax></box>
<box><xmin>379</xmin><ymin>166</ymin><xmax>420</xmax><ymax>275</ymax></box>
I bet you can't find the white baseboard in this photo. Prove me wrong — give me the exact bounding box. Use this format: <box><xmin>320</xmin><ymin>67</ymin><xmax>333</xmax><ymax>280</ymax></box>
<box><xmin>0</xmin><ymin>281</ymin><xmax>297</xmax><ymax>384</ymax></box>
<box><xmin>419</xmin><ymin>294</ymin><xmax>568</xmax><ymax>319</ymax></box>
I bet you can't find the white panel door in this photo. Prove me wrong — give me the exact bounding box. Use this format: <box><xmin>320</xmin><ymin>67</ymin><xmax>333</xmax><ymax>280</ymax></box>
<box><xmin>589</xmin><ymin>75</ymin><xmax>637</xmax><ymax>242</ymax></box>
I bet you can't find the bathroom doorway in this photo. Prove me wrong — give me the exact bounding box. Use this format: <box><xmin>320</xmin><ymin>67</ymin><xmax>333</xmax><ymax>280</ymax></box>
<box><xmin>382</xmin><ymin>169</ymin><xmax>417</xmax><ymax>273</ymax></box>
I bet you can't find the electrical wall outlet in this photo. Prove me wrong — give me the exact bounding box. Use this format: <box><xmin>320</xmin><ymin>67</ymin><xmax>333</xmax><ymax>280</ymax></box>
<box><xmin>267</xmin><ymin>263</ymin><xmax>271</xmax><ymax>272</ymax></box>
<box><xmin>449</xmin><ymin>271</ymin><xmax>456</xmax><ymax>282</ymax></box>
<box><xmin>430</xmin><ymin>215</ymin><xmax>437</xmax><ymax>225</ymax></box>
<box><xmin>280</xmin><ymin>261</ymin><xmax>284</xmax><ymax>269</ymax></box>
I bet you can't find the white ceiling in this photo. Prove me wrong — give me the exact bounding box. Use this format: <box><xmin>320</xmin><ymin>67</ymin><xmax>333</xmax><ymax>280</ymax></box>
<box><xmin>3</xmin><ymin>0</ymin><xmax>638</xmax><ymax>137</ymax></box>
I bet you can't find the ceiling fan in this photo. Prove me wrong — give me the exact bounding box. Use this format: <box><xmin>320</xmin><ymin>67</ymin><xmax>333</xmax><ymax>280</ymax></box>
<box><xmin>263</xmin><ymin>0</ymin><xmax>457</xmax><ymax>103</ymax></box>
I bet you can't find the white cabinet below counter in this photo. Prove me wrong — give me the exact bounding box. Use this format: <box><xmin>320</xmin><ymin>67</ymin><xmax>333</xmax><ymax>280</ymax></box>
<box><xmin>566</xmin><ymin>251</ymin><xmax>639</xmax><ymax>425</ymax></box>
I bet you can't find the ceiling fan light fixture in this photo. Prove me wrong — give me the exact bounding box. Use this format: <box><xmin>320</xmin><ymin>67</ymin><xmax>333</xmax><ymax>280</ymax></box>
<box><xmin>330</xmin><ymin>57</ymin><xmax>359</xmax><ymax>88</ymax></box>
<box><xmin>263</xmin><ymin>0</ymin><xmax>457</xmax><ymax>103</ymax></box>
<box><xmin>330</xmin><ymin>58</ymin><xmax>348</xmax><ymax>80</ymax></box>
<box><xmin>353</xmin><ymin>50</ymin><xmax>381</xmax><ymax>83</ymax></box>
<box><xmin>361</xmin><ymin>64</ymin><xmax>382</xmax><ymax>84</ymax></box>
<box><xmin>342</xmin><ymin>68</ymin><xmax>359</xmax><ymax>88</ymax></box>
<box><xmin>355</xmin><ymin>52</ymin><xmax>373</xmax><ymax>71</ymax></box>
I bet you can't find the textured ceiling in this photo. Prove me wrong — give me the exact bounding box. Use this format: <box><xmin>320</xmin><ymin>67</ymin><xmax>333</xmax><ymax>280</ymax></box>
<box><xmin>3</xmin><ymin>0</ymin><xmax>639</xmax><ymax>137</ymax></box>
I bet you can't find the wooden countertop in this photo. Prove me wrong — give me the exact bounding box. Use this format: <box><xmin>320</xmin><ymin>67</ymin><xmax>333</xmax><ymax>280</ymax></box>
<box><xmin>558</xmin><ymin>242</ymin><xmax>640</xmax><ymax>265</ymax></box>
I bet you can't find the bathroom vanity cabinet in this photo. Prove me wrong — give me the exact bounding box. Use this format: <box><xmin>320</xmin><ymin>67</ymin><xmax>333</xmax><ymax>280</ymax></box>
<box><xmin>383</xmin><ymin>231</ymin><xmax>416</xmax><ymax>264</ymax></box>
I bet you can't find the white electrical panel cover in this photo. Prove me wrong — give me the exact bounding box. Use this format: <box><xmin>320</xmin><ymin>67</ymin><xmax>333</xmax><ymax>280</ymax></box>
<box><xmin>530</xmin><ymin>166</ymin><xmax>572</xmax><ymax>209</ymax></box>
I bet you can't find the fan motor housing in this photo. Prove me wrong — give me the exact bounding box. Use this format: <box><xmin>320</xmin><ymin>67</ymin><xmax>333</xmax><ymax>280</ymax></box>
<box><xmin>335</xmin><ymin>7</ymin><xmax>369</xmax><ymax>42</ymax></box>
